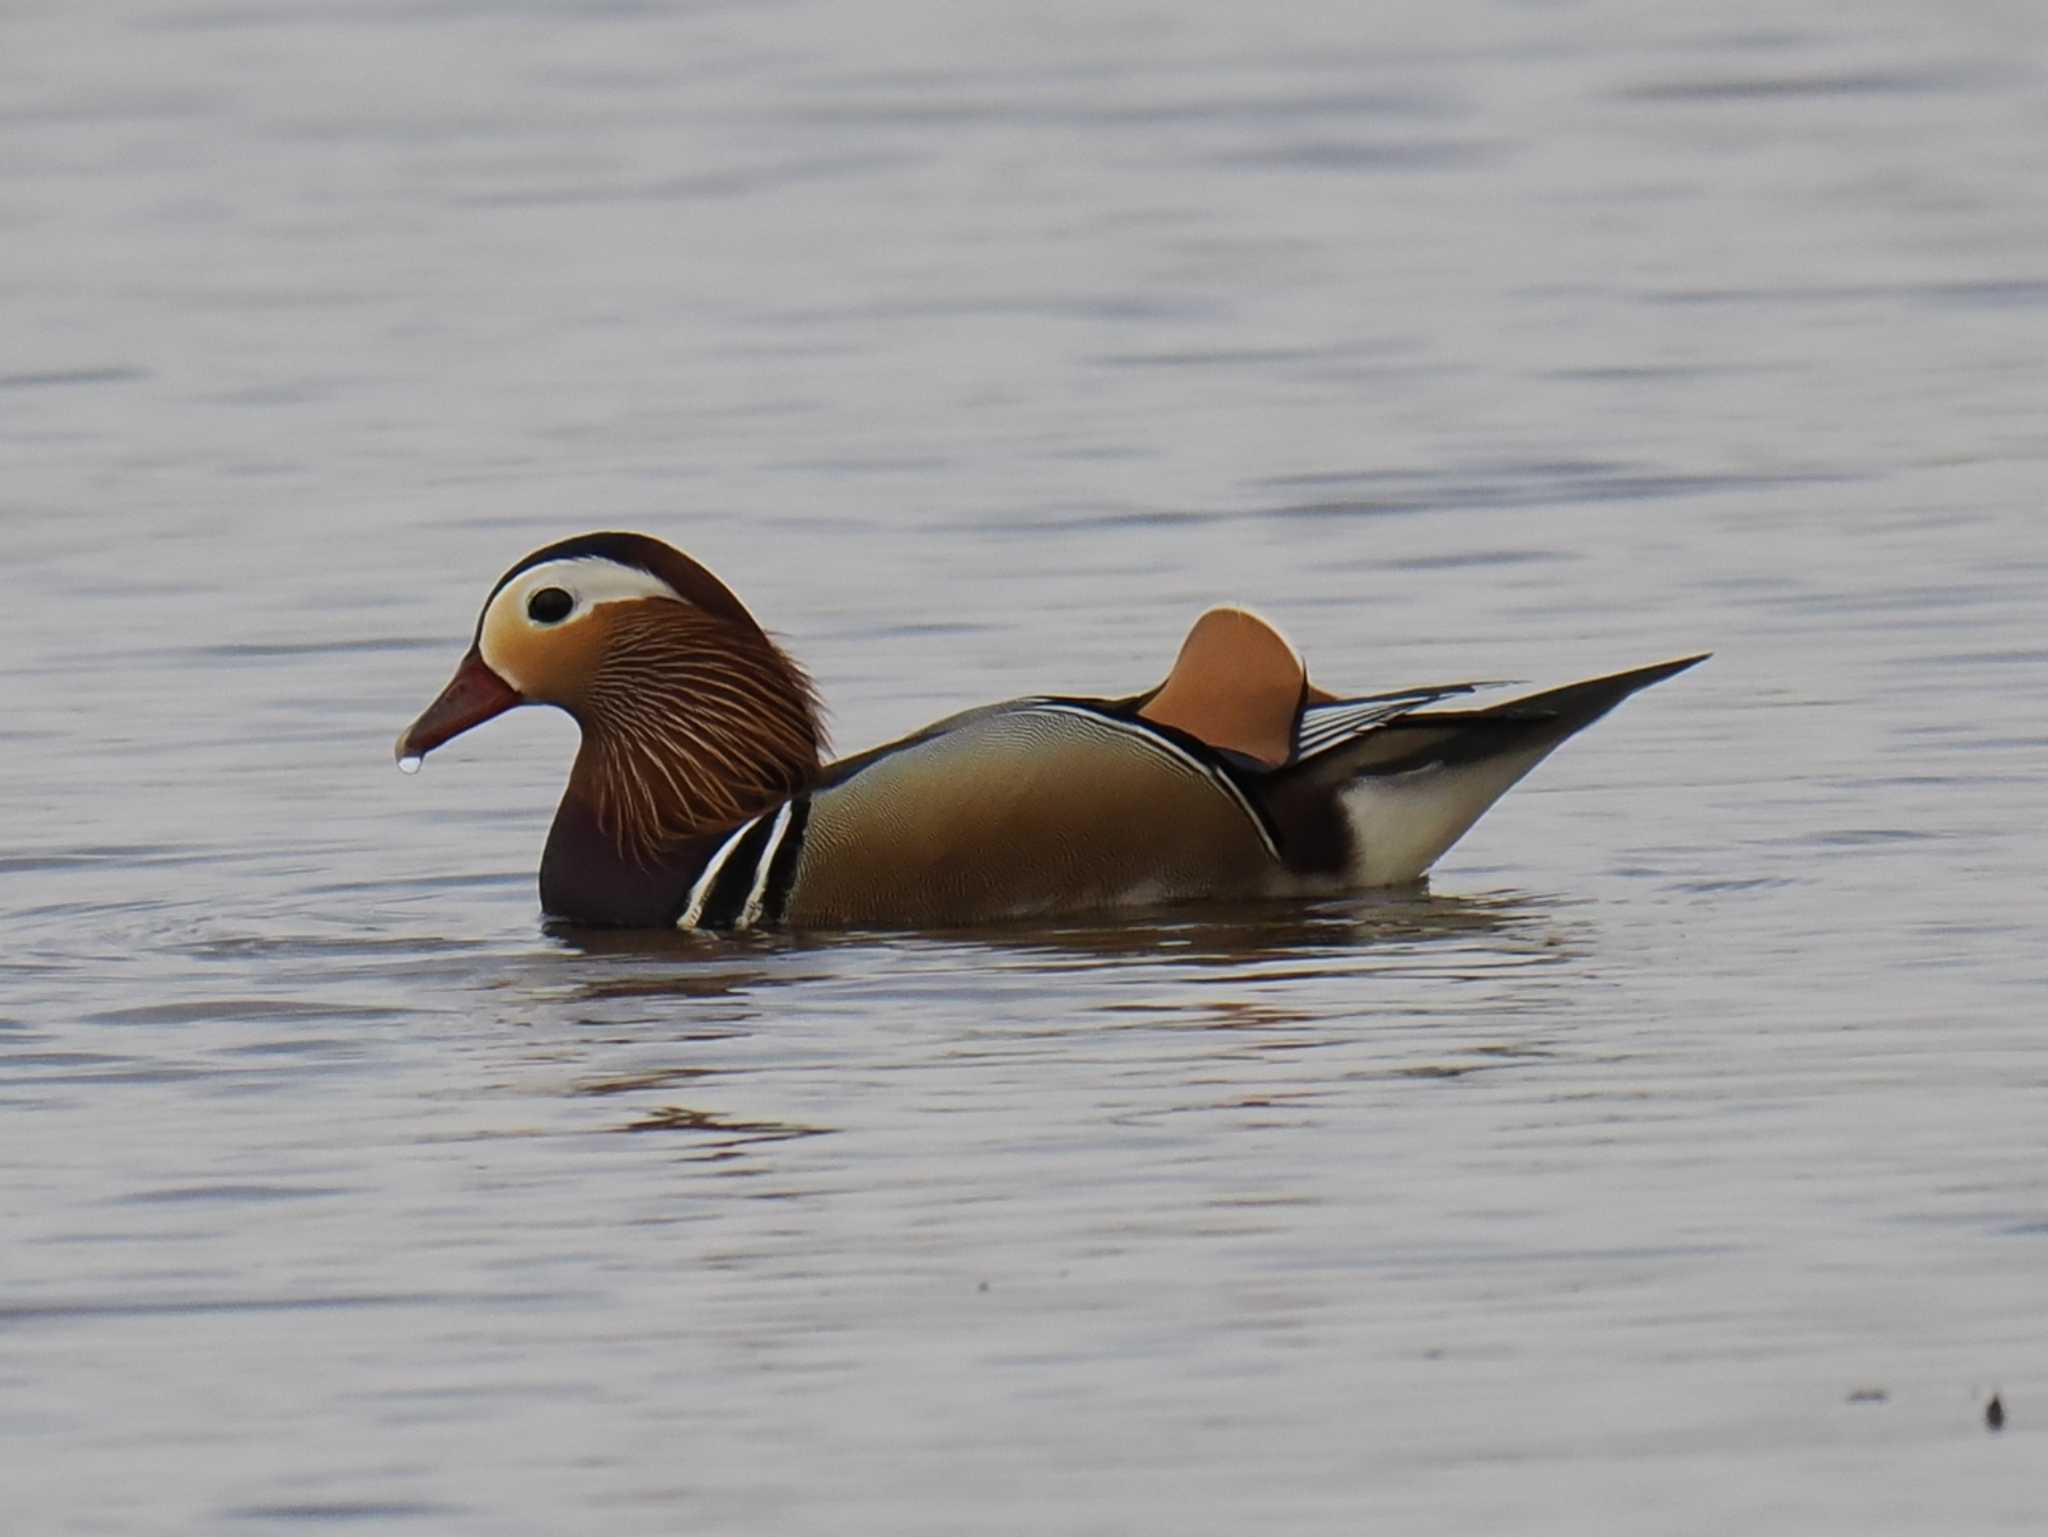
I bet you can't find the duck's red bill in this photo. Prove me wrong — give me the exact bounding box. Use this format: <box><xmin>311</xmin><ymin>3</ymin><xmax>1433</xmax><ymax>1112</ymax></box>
<box><xmin>395</xmin><ymin>647</ymin><xmax>521</xmax><ymax>762</ymax></box>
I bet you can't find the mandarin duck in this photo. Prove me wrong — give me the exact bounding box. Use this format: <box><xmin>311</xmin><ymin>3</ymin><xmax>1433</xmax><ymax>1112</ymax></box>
<box><xmin>396</xmin><ymin>532</ymin><xmax>1704</xmax><ymax>929</ymax></box>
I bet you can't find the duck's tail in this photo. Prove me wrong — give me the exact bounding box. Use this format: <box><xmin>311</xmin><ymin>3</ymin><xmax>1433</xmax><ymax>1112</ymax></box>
<box><xmin>1263</xmin><ymin>654</ymin><xmax>1708</xmax><ymax>885</ymax></box>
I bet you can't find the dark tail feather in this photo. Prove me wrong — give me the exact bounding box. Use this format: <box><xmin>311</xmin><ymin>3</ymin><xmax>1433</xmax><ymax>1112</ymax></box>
<box><xmin>1257</xmin><ymin>654</ymin><xmax>1707</xmax><ymax>877</ymax></box>
<box><xmin>1300</xmin><ymin>653</ymin><xmax>1709</xmax><ymax>779</ymax></box>
<box><xmin>1468</xmin><ymin>652</ymin><xmax>1709</xmax><ymax>728</ymax></box>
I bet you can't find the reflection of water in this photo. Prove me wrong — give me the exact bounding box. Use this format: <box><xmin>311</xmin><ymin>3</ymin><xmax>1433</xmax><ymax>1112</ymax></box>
<box><xmin>610</xmin><ymin>1103</ymin><xmax>835</xmax><ymax>1148</ymax></box>
<box><xmin>506</xmin><ymin>884</ymin><xmax>1588</xmax><ymax>1141</ymax></box>
<box><xmin>546</xmin><ymin>883</ymin><xmax>1567</xmax><ymax>970</ymax></box>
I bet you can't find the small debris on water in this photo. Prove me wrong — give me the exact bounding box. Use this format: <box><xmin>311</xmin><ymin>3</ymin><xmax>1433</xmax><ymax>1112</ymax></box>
<box><xmin>1986</xmin><ymin>1393</ymin><xmax>2004</xmax><ymax>1432</ymax></box>
<box><xmin>1846</xmin><ymin>1387</ymin><xmax>1888</xmax><ymax>1405</ymax></box>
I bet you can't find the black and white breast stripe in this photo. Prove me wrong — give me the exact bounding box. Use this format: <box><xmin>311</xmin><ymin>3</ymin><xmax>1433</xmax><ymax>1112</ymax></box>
<box><xmin>675</xmin><ymin>798</ymin><xmax>810</xmax><ymax>931</ymax></box>
<box><xmin>1033</xmin><ymin>701</ymin><xmax>1283</xmax><ymax>861</ymax></box>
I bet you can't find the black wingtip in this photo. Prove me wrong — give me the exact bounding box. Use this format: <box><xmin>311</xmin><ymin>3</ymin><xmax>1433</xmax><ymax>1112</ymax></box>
<box><xmin>1574</xmin><ymin>651</ymin><xmax>1711</xmax><ymax>691</ymax></box>
<box><xmin>1636</xmin><ymin>651</ymin><xmax>1712</xmax><ymax>684</ymax></box>
<box><xmin>1472</xmin><ymin>651</ymin><xmax>1709</xmax><ymax>728</ymax></box>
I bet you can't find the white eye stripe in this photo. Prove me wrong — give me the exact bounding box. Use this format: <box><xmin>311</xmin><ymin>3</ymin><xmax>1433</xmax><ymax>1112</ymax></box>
<box><xmin>478</xmin><ymin>556</ymin><xmax>685</xmax><ymax>686</ymax></box>
<box><xmin>496</xmin><ymin>557</ymin><xmax>684</xmax><ymax>617</ymax></box>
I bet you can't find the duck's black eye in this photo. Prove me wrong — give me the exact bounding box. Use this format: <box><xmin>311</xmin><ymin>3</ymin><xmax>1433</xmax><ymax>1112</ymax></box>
<box><xmin>527</xmin><ymin>587</ymin><xmax>574</xmax><ymax>625</ymax></box>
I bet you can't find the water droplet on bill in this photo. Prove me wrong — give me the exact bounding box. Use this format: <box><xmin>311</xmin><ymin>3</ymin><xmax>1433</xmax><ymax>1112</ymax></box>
<box><xmin>398</xmin><ymin>755</ymin><xmax>422</xmax><ymax>775</ymax></box>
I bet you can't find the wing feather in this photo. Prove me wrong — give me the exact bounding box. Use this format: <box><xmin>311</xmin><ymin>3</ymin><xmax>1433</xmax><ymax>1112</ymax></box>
<box><xmin>1291</xmin><ymin>681</ymin><xmax>1517</xmax><ymax>761</ymax></box>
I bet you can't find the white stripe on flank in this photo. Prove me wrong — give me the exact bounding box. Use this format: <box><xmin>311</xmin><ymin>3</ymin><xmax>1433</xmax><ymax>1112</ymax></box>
<box><xmin>735</xmin><ymin>801</ymin><xmax>795</xmax><ymax>931</ymax></box>
<box><xmin>677</xmin><ymin>812</ymin><xmax>763</xmax><ymax>930</ymax></box>
<box><xmin>1032</xmin><ymin>703</ymin><xmax>1280</xmax><ymax>861</ymax></box>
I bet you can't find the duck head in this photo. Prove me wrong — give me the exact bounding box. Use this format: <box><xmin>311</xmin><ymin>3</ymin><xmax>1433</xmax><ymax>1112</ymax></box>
<box><xmin>397</xmin><ymin>532</ymin><xmax>824</xmax><ymax>858</ymax></box>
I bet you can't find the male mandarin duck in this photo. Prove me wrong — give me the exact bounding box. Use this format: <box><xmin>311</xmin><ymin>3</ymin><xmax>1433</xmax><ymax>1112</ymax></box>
<box><xmin>396</xmin><ymin>532</ymin><xmax>1704</xmax><ymax>929</ymax></box>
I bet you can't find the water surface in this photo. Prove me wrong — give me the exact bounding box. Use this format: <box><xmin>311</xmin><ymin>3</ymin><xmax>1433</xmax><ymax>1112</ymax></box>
<box><xmin>5</xmin><ymin>1</ymin><xmax>2045</xmax><ymax>1531</ymax></box>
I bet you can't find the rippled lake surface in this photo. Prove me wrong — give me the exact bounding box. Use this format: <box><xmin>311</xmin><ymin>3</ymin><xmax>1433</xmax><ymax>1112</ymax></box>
<box><xmin>7</xmin><ymin>1</ymin><xmax>2046</xmax><ymax>1530</ymax></box>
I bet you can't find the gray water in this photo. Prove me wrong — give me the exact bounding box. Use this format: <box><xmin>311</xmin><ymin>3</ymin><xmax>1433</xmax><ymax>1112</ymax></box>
<box><xmin>6</xmin><ymin>1</ymin><xmax>2046</xmax><ymax>1531</ymax></box>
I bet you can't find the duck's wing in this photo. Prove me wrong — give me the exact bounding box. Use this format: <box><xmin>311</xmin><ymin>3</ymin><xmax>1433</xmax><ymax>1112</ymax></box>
<box><xmin>785</xmin><ymin>697</ymin><xmax>1284</xmax><ymax>927</ymax></box>
<box><xmin>1135</xmin><ymin>605</ymin><xmax>1306</xmax><ymax>768</ymax></box>
<box><xmin>1291</xmin><ymin>681</ymin><xmax>1512</xmax><ymax>761</ymax></box>
<box><xmin>746</xmin><ymin>653</ymin><xmax>1706</xmax><ymax>926</ymax></box>
<box><xmin>1130</xmin><ymin>606</ymin><xmax>1519</xmax><ymax>768</ymax></box>
<box><xmin>1260</xmin><ymin>654</ymin><xmax>1710</xmax><ymax>884</ymax></box>
<box><xmin>812</xmin><ymin>699</ymin><xmax>1029</xmax><ymax>790</ymax></box>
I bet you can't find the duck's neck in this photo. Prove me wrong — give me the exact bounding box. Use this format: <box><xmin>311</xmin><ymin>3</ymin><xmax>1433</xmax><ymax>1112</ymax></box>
<box><xmin>540</xmin><ymin>792</ymin><xmax>733</xmax><ymax>926</ymax></box>
<box><xmin>538</xmin><ymin>613</ymin><xmax>824</xmax><ymax>925</ymax></box>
